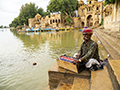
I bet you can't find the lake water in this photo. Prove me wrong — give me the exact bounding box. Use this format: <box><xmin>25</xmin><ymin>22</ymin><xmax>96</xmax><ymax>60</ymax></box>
<box><xmin>0</xmin><ymin>28</ymin><xmax>109</xmax><ymax>90</ymax></box>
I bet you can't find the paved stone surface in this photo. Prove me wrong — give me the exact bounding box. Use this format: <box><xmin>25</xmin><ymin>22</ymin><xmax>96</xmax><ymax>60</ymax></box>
<box><xmin>91</xmin><ymin>67</ymin><xmax>114</xmax><ymax>90</ymax></box>
<box><xmin>55</xmin><ymin>82</ymin><xmax>72</xmax><ymax>90</ymax></box>
<box><xmin>72</xmin><ymin>77</ymin><xmax>89</xmax><ymax>90</ymax></box>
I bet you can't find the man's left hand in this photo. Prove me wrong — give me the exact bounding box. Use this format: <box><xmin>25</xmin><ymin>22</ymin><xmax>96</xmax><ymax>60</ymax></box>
<box><xmin>72</xmin><ymin>60</ymin><xmax>79</xmax><ymax>64</ymax></box>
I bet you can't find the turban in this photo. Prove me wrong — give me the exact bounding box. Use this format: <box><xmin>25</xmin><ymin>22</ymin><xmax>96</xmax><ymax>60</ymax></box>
<box><xmin>82</xmin><ymin>27</ymin><xmax>87</xmax><ymax>31</ymax></box>
<box><xmin>82</xmin><ymin>28</ymin><xmax>93</xmax><ymax>35</ymax></box>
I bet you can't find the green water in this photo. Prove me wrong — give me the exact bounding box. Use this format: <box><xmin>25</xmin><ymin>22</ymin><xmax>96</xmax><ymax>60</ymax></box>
<box><xmin>0</xmin><ymin>28</ymin><xmax>109</xmax><ymax>90</ymax></box>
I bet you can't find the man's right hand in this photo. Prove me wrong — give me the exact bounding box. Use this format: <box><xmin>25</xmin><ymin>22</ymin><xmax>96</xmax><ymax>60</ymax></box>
<box><xmin>72</xmin><ymin>60</ymin><xmax>79</xmax><ymax>64</ymax></box>
<box><xmin>76</xmin><ymin>53</ymin><xmax>81</xmax><ymax>59</ymax></box>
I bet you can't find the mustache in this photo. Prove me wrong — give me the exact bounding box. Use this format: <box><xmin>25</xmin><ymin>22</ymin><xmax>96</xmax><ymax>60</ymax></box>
<box><xmin>83</xmin><ymin>37</ymin><xmax>89</xmax><ymax>40</ymax></box>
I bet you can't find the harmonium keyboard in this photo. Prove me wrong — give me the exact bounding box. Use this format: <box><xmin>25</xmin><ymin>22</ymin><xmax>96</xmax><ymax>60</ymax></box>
<box><xmin>56</xmin><ymin>55</ymin><xmax>85</xmax><ymax>73</ymax></box>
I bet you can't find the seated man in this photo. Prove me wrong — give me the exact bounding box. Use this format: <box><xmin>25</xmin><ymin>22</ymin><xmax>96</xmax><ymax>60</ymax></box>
<box><xmin>73</xmin><ymin>28</ymin><xmax>102</xmax><ymax>71</ymax></box>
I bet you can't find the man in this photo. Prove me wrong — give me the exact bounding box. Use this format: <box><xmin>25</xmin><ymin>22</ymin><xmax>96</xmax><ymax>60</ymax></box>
<box><xmin>72</xmin><ymin>28</ymin><xmax>101</xmax><ymax>71</ymax></box>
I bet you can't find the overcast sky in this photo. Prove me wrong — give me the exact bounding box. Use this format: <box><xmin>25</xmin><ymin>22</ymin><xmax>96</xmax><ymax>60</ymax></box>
<box><xmin>0</xmin><ymin>0</ymin><xmax>102</xmax><ymax>27</ymax></box>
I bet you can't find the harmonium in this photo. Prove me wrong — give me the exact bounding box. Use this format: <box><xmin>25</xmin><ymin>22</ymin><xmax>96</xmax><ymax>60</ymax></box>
<box><xmin>56</xmin><ymin>55</ymin><xmax>85</xmax><ymax>73</ymax></box>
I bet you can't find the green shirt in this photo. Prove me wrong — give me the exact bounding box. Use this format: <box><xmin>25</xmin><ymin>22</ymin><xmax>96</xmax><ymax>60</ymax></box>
<box><xmin>79</xmin><ymin>39</ymin><xmax>100</xmax><ymax>63</ymax></box>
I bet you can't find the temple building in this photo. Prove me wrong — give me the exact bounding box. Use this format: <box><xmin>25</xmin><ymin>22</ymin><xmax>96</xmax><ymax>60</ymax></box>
<box><xmin>28</xmin><ymin>14</ymin><xmax>63</xmax><ymax>29</ymax></box>
<box><xmin>77</xmin><ymin>0</ymin><xmax>103</xmax><ymax>28</ymax></box>
<box><xmin>28</xmin><ymin>0</ymin><xmax>114</xmax><ymax>29</ymax></box>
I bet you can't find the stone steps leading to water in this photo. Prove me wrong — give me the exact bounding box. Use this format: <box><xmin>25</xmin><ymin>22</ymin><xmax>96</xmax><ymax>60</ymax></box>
<box><xmin>48</xmin><ymin>63</ymin><xmax>90</xmax><ymax>90</ymax></box>
<box><xmin>46</xmin><ymin>63</ymin><xmax>115</xmax><ymax>90</ymax></box>
<box><xmin>94</xmin><ymin>29</ymin><xmax>120</xmax><ymax>90</ymax></box>
<box><xmin>94</xmin><ymin>30</ymin><xmax>120</xmax><ymax>60</ymax></box>
<box><xmin>96</xmin><ymin>30</ymin><xmax>120</xmax><ymax>53</ymax></box>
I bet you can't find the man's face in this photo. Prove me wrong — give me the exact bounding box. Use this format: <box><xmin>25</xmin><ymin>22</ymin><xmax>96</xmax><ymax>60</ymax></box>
<box><xmin>83</xmin><ymin>32</ymin><xmax>91</xmax><ymax>41</ymax></box>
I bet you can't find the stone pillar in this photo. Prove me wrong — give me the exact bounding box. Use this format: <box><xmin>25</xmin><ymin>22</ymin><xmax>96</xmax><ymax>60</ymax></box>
<box><xmin>85</xmin><ymin>8</ymin><xmax>87</xmax><ymax>27</ymax></box>
<box><xmin>100</xmin><ymin>2</ymin><xmax>103</xmax><ymax>24</ymax></box>
<box><xmin>113</xmin><ymin>2</ymin><xmax>117</xmax><ymax>22</ymax></box>
<box><xmin>93</xmin><ymin>6</ymin><xmax>95</xmax><ymax>26</ymax></box>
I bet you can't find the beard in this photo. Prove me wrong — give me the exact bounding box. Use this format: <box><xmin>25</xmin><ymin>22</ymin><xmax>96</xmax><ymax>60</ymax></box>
<box><xmin>83</xmin><ymin>37</ymin><xmax>89</xmax><ymax>40</ymax></box>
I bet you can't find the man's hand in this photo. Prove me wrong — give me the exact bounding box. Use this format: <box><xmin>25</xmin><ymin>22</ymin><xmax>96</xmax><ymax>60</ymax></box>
<box><xmin>75</xmin><ymin>53</ymin><xmax>81</xmax><ymax>59</ymax></box>
<box><xmin>72</xmin><ymin>58</ymin><xmax>84</xmax><ymax>64</ymax></box>
<box><xmin>72</xmin><ymin>59</ymin><xmax>80</xmax><ymax>64</ymax></box>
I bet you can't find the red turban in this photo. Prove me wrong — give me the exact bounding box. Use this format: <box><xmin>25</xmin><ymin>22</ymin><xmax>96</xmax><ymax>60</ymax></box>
<box><xmin>82</xmin><ymin>28</ymin><xmax>93</xmax><ymax>35</ymax></box>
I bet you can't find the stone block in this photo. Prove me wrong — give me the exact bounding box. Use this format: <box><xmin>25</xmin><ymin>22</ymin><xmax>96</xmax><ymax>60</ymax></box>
<box><xmin>48</xmin><ymin>63</ymin><xmax>90</xmax><ymax>89</ymax></box>
<box><xmin>91</xmin><ymin>67</ymin><xmax>114</xmax><ymax>90</ymax></box>
<box><xmin>55</xmin><ymin>82</ymin><xmax>72</xmax><ymax>90</ymax></box>
<box><xmin>56</xmin><ymin>59</ymin><xmax>78</xmax><ymax>73</ymax></box>
<box><xmin>71</xmin><ymin>77</ymin><xmax>90</xmax><ymax>90</ymax></box>
<box><xmin>108</xmin><ymin>60</ymin><xmax>120</xmax><ymax>90</ymax></box>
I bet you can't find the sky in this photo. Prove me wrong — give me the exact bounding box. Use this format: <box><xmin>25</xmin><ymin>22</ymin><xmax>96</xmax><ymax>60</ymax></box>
<box><xmin>0</xmin><ymin>0</ymin><xmax>102</xmax><ymax>27</ymax></box>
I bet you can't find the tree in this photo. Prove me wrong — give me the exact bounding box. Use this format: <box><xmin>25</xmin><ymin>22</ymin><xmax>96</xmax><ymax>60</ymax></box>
<box><xmin>9</xmin><ymin>17</ymin><xmax>19</xmax><ymax>28</ymax></box>
<box><xmin>47</xmin><ymin>0</ymin><xmax>78</xmax><ymax>26</ymax></box>
<box><xmin>18</xmin><ymin>3</ymin><xmax>38</xmax><ymax>25</ymax></box>
<box><xmin>38</xmin><ymin>7</ymin><xmax>50</xmax><ymax>17</ymax></box>
<box><xmin>0</xmin><ymin>25</ymin><xmax>3</xmax><ymax>28</ymax></box>
<box><xmin>104</xmin><ymin>0</ymin><xmax>117</xmax><ymax>5</ymax></box>
<box><xmin>9</xmin><ymin>2</ymin><xmax>49</xmax><ymax>28</ymax></box>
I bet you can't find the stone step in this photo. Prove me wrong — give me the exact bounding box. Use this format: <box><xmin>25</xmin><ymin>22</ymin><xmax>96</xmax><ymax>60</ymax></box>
<box><xmin>71</xmin><ymin>77</ymin><xmax>90</xmax><ymax>90</ymax></box>
<box><xmin>48</xmin><ymin>63</ymin><xmax>90</xmax><ymax>89</ymax></box>
<box><xmin>107</xmin><ymin>60</ymin><xmax>120</xmax><ymax>90</ymax></box>
<box><xmin>91</xmin><ymin>67</ymin><xmax>114</xmax><ymax>90</ymax></box>
<box><xmin>97</xmin><ymin>30</ymin><xmax>120</xmax><ymax>55</ymax></box>
<box><xmin>102</xmin><ymin>31</ymin><xmax>120</xmax><ymax>47</ymax></box>
<box><xmin>55</xmin><ymin>82</ymin><xmax>72</xmax><ymax>90</ymax></box>
<box><xmin>94</xmin><ymin>30</ymin><xmax>120</xmax><ymax>59</ymax></box>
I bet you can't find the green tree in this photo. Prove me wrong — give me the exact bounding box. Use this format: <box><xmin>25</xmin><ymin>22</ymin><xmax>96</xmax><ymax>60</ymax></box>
<box><xmin>9</xmin><ymin>17</ymin><xmax>19</xmax><ymax>28</ymax></box>
<box><xmin>104</xmin><ymin>0</ymin><xmax>117</xmax><ymax>5</ymax></box>
<box><xmin>0</xmin><ymin>25</ymin><xmax>3</xmax><ymax>28</ymax></box>
<box><xmin>38</xmin><ymin>7</ymin><xmax>50</xmax><ymax>17</ymax></box>
<box><xmin>47</xmin><ymin>0</ymin><xmax>78</xmax><ymax>26</ymax></box>
<box><xmin>18</xmin><ymin>3</ymin><xmax>38</xmax><ymax>25</ymax></box>
<box><xmin>9</xmin><ymin>2</ymin><xmax>49</xmax><ymax>28</ymax></box>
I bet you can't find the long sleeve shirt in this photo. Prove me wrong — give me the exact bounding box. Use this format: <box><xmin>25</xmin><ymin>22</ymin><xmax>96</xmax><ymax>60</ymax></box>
<box><xmin>79</xmin><ymin>39</ymin><xmax>100</xmax><ymax>63</ymax></box>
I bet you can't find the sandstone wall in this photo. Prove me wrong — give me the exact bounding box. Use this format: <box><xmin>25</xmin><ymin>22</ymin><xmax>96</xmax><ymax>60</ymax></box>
<box><xmin>73</xmin><ymin>17</ymin><xmax>80</xmax><ymax>28</ymax></box>
<box><xmin>104</xmin><ymin>1</ymin><xmax>120</xmax><ymax>31</ymax></box>
<box><xmin>104</xmin><ymin>14</ymin><xmax>112</xmax><ymax>30</ymax></box>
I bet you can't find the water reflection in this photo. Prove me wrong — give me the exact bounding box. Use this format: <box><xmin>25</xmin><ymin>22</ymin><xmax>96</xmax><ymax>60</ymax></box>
<box><xmin>11</xmin><ymin>30</ymin><xmax>83</xmax><ymax>57</ymax></box>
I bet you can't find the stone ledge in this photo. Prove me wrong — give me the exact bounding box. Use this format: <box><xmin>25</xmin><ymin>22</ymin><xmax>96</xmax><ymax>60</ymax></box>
<box><xmin>48</xmin><ymin>63</ymin><xmax>90</xmax><ymax>89</ymax></box>
<box><xmin>48</xmin><ymin>63</ymin><xmax>91</xmax><ymax>77</ymax></box>
<box><xmin>108</xmin><ymin>60</ymin><xmax>120</xmax><ymax>90</ymax></box>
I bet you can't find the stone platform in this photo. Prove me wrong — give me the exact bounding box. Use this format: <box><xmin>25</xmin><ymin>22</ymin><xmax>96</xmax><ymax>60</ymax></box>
<box><xmin>46</xmin><ymin>62</ymin><xmax>115</xmax><ymax>90</ymax></box>
<box><xmin>48</xmin><ymin>63</ymin><xmax>90</xmax><ymax>90</ymax></box>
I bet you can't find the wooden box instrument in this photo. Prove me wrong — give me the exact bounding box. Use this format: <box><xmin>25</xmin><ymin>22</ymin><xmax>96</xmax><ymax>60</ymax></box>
<box><xmin>56</xmin><ymin>55</ymin><xmax>85</xmax><ymax>73</ymax></box>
